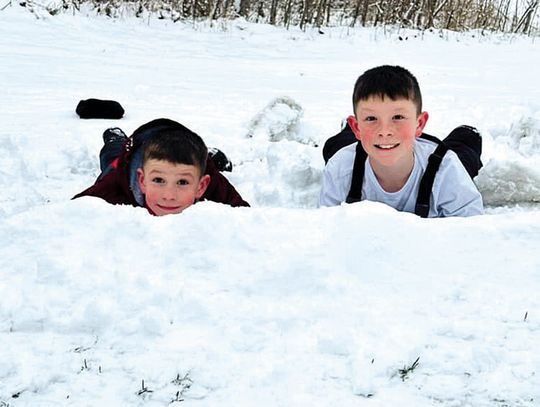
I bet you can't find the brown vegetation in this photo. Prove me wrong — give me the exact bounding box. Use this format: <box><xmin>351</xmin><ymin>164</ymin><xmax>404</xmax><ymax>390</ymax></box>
<box><xmin>20</xmin><ymin>0</ymin><xmax>540</xmax><ymax>34</ymax></box>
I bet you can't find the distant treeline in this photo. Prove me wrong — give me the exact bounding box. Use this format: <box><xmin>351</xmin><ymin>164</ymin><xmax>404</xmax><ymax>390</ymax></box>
<box><xmin>22</xmin><ymin>0</ymin><xmax>540</xmax><ymax>34</ymax></box>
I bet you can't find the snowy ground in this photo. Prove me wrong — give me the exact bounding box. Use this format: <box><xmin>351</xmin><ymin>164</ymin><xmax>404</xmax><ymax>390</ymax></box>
<box><xmin>1</xmin><ymin>4</ymin><xmax>539</xmax><ymax>406</ymax></box>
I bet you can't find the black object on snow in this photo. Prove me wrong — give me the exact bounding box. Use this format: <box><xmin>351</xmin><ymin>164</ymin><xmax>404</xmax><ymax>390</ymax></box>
<box><xmin>76</xmin><ymin>98</ymin><xmax>125</xmax><ymax>119</ymax></box>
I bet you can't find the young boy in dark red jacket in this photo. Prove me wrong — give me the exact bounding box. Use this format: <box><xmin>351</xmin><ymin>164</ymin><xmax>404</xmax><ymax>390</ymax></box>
<box><xmin>73</xmin><ymin>118</ymin><xmax>249</xmax><ymax>215</ymax></box>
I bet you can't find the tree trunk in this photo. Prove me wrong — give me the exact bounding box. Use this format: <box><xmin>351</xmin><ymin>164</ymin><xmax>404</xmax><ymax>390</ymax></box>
<box><xmin>270</xmin><ymin>0</ymin><xmax>278</xmax><ymax>24</ymax></box>
<box><xmin>238</xmin><ymin>0</ymin><xmax>250</xmax><ymax>17</ymax></box>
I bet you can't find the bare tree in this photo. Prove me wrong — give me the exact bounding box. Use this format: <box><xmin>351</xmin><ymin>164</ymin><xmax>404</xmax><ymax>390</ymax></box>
<box><xmin>514</xmin><ymin>0</ymin><xmax>539</xmax><ymax>33</ymax></box>
<box><xmin>62</xmin><ymin>0</ymin><xmax>538</xmax><ymax>35</ymax></box>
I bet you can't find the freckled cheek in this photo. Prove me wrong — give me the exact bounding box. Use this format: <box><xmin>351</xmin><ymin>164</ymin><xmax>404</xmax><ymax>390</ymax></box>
<box><xmin>399</xmin><ymin>121</ymin><xmax>417</xmax><ymax>132</ymax></box>
<box><xmin>357</xmin><ymin>125</ymin><xmax>376</xmax><ymax>139</ymax></box>
<box><xmin>175</xmin><ymin>190</ymin><xmax>195</xmax><ymax>205</ymax></box>
<box><xmin>151</xmin><ymin>188</ymin><xmax>165</xmax><ymax>201</ymax></box>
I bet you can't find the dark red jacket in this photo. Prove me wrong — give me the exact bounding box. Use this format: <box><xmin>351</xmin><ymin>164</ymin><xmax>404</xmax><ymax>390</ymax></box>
<box><xmin>73</xmin><ymin>119</ymin><xmax>249</xmax><ymax>210</ymax></box>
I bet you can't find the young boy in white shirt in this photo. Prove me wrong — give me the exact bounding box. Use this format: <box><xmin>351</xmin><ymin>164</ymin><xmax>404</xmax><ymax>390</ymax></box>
<box><xmin>319</xmin><ymin>65</ymin><xmax>483</xmax><ymax>217</ymax></box>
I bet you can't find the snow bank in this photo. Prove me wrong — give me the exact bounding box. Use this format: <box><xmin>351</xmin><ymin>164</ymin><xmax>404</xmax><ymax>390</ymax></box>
<box><xmin>1</xmin><ymin>200</ymin><xmax>539</xmax><ymax>405</ymax></box>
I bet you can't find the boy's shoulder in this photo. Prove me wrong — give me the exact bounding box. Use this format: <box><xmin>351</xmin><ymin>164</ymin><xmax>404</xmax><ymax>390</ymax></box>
<box><xmin>333</xmin><ymin>142</ymin><xmax>358</xmax><ymax>159</ymax></box>
<box><xmin>325</xmin><ymin>142</ymin><xmax>358</xmax><ymax>173</ymax></box>
<box><xmin>413</xmin><ymin>137</ymin><xmax>470</xmax><ymax>177</ymax></box>
<box><xmin>413</xmin><ymin>137</ymin><xmax>439</xmax><ymax>163</ymax></box>
<box><xmin>414</xmin><ymin>137</ymin><xmax>469</xmax><ymax>182</ymax></box>
<box><xmin>419</xmin><ymin>137</ymin><xmax>478</xmax><ymax>202</ymax></box>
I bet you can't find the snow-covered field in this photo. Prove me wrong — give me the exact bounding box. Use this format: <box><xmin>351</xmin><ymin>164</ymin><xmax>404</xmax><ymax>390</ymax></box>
<box><xmin>1</xmin><ymin>4</ymin><xmax>539</xmax><ymax>406</ymax></box>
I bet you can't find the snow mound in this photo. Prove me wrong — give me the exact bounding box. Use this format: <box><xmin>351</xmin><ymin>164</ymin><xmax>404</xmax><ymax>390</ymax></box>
<box><xmin>477</xmin><ymin>114</ymin><xmax>540</xmax><ymax>206</ymax></box>
<box><xmin>254</xmin><ymin>140</ymin><xmax>323</xmax><ymax>207</ymax></box>
<box><xmin>498</xmin><ymin>115</ymin><xmax>540</xmax><ymax>157</ymax></box>
<box><xmin>235</xmin><ymin>139</ymin><xmax>323</xmax><ymax>208</ymax></box>
<box><xmin>477</xmin><ymin>160</ymin><xmax>540</xmax><ymax>205</ymax></box>
<box><xmin>234</xmin><ymin>97</ymin><xmax>323</xmax><ymax>208</ymax></box>
<box><xmin>246</xmin><ymin>96</ymin><xmax>316</xmax><ymax>145</ymax></box>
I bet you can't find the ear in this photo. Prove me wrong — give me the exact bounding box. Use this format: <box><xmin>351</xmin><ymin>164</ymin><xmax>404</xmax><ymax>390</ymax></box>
<box><xmin>347</xmin><ymin>115</ymin><xmax>362</xmax><ymax>141</ymax></box>
<box><xmin>137</xmin><ymin>168</ymin><xmax>146</xmax><ymax>194</ymax></box>
<box><xmin>415</xmin><ymin>111</ymin><xmax>429</xmax><ymax>138</ymax></box>
<box><xmin>196</xmin><ymin>174</ymin><xmax>211</xmax><ymax>199</ymax></box>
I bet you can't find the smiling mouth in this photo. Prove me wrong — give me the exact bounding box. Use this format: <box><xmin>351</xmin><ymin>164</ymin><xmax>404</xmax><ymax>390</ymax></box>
<box><xmin>375</xmin><ymin>143</ymin><xmax>400</xmax><ymax>150</ymax></box>
<box><xmin>157</xmin><ymin>204</ymin><xmax>182</xmax><ymax>211</ymax></box>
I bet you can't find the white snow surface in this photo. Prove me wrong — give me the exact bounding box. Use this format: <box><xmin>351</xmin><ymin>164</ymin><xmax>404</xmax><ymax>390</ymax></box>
<box><xmin>1</xmin><ymin>4</ymin><xmax>540</xmax><ymax>406</ymax></box>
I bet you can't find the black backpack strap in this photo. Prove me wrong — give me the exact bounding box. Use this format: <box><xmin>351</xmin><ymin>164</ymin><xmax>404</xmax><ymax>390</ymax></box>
<box><xmin>323</xmin><ymin>123</ymin><xmax>357</xmax><ymax>164</ymax></box>
<box><xmin>415</xmin><ymin>134</ymin><xmax>448</xmax><ymax>218</ymax></box>
<box><xmin>345</xmin><ymin>142</ymin><xmax>368</xmax><ymax>203</ymax></box>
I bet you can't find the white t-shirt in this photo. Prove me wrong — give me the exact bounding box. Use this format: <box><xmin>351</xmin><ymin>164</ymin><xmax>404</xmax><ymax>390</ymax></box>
<box><xmin>319</xmin><ymin>138</ymin><xmax>484</xmax><ymax>217</ymax></box>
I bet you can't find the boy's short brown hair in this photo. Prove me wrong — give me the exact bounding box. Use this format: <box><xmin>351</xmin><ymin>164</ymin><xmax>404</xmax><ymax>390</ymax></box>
<box><xmin>140</xmin><ymin>124</ymin><xmax>208</xmax><ymax>176</ymax></box>
<box><xmin>352</xmin><ymin>65</ymin><xmax>423</xmax><ymax>115</ymax></box>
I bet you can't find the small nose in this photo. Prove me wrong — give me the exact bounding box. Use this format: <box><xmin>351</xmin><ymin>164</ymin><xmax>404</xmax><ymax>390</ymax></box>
<box><xmin>162</xmin><ymin>185</ymin><xmax>177</xmax><ymax>201</ymax></box>
<box><xmin>378</xmin><ymin>120</ymin><xmax>394</xmax><ymax>136</ymax></box>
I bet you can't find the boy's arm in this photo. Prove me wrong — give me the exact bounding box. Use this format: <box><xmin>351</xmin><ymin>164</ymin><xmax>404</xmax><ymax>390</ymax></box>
<box><xmin>432</xmin><ymin>153</ymin><xmax>484</xmax><ymax>217</ymax></box>
<box><xmin>202</xmin><ymin>158</ymin><xmax>250</xmax><ymax>207</ymax></box>
<box><xmin>72</xmin><ymin>163</ymin><xmax>138</xmax><ymax>207</ymax></box>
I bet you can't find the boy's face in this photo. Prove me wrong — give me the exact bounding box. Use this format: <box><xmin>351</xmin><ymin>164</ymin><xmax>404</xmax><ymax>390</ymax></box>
<box><xmin>137</xmin><ymin>159</ymin><xmax>210</xmax><ymax>216</ymax></box>
<box><xmin>348</xmin><ymin>96</ymin><xmax>428</xmax><ymax>170</ymax></box>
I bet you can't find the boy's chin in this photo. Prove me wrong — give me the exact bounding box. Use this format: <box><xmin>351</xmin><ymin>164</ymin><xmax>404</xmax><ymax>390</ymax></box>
<box><xmin>157</xmin><ymin>211</ymin><xmax>182</xmax><ymax>216</ymax></box>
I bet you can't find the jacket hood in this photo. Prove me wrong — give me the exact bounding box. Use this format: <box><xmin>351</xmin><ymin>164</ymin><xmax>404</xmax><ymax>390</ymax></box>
<box><xmin>129</xmin><ymin>118</ymin><xmax>197</xmax><ymax>151</ymax></box>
